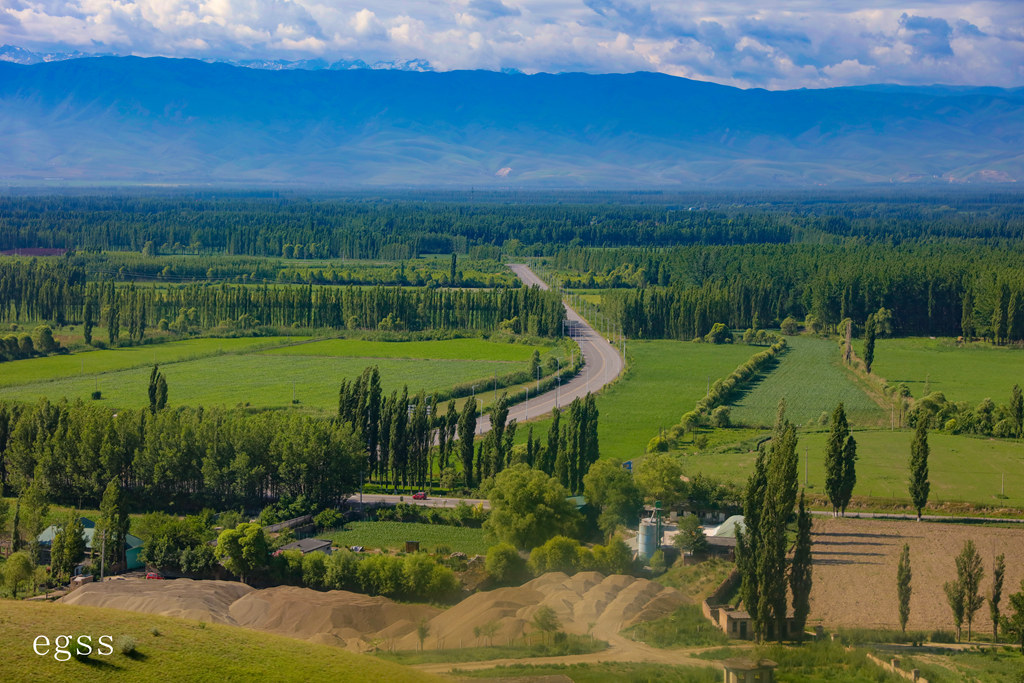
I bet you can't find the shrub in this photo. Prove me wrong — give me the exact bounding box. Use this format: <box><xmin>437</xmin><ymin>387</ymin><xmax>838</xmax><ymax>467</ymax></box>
<box><xmin>115</xmin><ymin>635</ymin><xmax>137</xmax><ymax>655</ymax></box>
<box><xmin>486</xmin><ymin>542</ymin><xmax>527</xmax><ymax>585</ymax></box>
<box><xmin>528</xmin><ymin>536</ymin><xmax>584</xmax><ymax>575</ymax></box>
<box><xmin>646</xmin><ymin>436</ymin><xmax>669</xmax><ymax>453</ymax></box>
<box><xmin>91</xmin><ymin>390</ymin><xmax>102</xmax><ymax>400</ymax></box>
<box><xmin>301</xmin><ymin>552</ymin><xmax>327</xmax><ymax>589</ymax></box>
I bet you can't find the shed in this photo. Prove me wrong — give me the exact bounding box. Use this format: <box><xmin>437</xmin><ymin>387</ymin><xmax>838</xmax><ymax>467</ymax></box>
<box><xmin>37</xmin><ymin>517</ymin><xmax>144</xmax><ymax>571</ymax></box>
<box><xmin>722</xmin><ymin>658</ymin><xmax>778</xmax><ymax>683</ymax></box>
<box><xmin>278</xmin><ymin>538</ymin><xmax>333</xmax><ymax>556</ymax></box>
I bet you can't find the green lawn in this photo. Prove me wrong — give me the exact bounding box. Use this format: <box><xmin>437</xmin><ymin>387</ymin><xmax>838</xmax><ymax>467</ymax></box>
<box><xmin>262</xmin><ymin>337</ymin><xmax>551</xmax><ymax>362</ymax></box>
<box><xmin>729</xmin><ymin>335</ymin><xmax>885</xmax><ymax>428</ymax></box>
<box><xmin>680</xmin><ymin>428</ymin><xmax>1024</xmax><ymax>508</ymax></box>
<box><xmin>873</xmin><ymin>337</ymin><xmax>1024</xmax><ymax>404</ymax></box>
<box><xmin>0</xmin><ymin>600</ymin><xmax>434</xmax><ymax>683</ymax></box>
<box><xmin>452</xmin><ymin>663</ymin><xmax>720</xmax><ymax>682</ymax></box>
<box><xmin>324</xmin><ymin>522</ymin><xmax>489</xmax><ymax>556</ymax></box>
<box><xmin>516</xmin><ymin>340</ymin><xmax>755</xmax><ymax>462</ymax></box>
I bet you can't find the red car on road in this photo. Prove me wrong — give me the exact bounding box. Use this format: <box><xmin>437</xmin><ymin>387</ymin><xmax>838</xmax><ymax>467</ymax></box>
<box><xmin>146</xmin><ymin>572</ymin><xmax>165</xmax><ymax>580</ymax></box>
<box><xmin>412</xmin><ymin>491</ymin><xmax>428</xmax><ymax>500</ymax></box>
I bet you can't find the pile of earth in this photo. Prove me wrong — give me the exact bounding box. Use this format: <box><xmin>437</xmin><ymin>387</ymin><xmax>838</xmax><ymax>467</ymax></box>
<box><xmin>60</xmin><ymin>572</ymin><xmax>685</xmax><ymax>652</ymax></box>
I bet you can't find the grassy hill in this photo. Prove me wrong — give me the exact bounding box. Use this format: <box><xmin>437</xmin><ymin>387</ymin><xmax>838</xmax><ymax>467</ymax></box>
<box><xmin>0</xmin><ymin>599</ymin><xmax>436</xmax><ymax>683</ymax></box>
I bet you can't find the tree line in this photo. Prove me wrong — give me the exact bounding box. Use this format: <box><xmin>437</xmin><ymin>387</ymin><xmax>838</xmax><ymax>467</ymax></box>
<box><xmin>0</xmin><ymin>260</ymin><xmax>566</xmax><ymax>339</ymax></box>
<box><xmin>575</xmin><ymin>242</ymin><xmax>1024</xmax><ymax>339</ymax></box>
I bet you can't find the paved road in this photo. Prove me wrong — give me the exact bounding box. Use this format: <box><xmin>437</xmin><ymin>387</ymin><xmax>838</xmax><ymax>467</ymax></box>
<box><xmin>474</xmin><ymin>264</ymin><xmax>625</xmax><ymax>435</ymax></box>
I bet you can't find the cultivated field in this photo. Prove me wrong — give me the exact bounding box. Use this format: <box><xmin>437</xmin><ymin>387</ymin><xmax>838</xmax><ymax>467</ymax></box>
<box><xmin>0</xmin><ymin>336</ymin><xmax>555</xmax><ymax>413</ymax></box>
<box><xmin>325</xmin><ymin>521</ymin><xmax>489</xmax><ymax>556</ymax></box>
<box><xmin>516</xmin><ymin>340</ymin><xmax>756</xmax><ymax>461</ymax></box>
<box><xmin>681</xmin><ymin>428</ymin><xmax>1024</xmax><ymax>509</ymax></box>
<box><xmin>808</xmin><ymin>517</ymin><xmax>1024</xmax><ymax>634</ymax></box>
<box><xmin>729</xmin><ymin>335</ymin><xmax>885</xmax><ymax>427</ymax></box>
<box><xmin>262</xmin><ymin>337</ymin><xmax>552</xmax><ymax>362</ymax></box>
<box><xmin>872</xmin><ymin>337</ymin><xmax>1024</xmax><ymax>404</ymax></box>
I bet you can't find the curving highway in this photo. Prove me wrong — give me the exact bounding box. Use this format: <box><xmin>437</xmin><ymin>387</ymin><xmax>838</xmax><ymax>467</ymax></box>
<box><xmin>475</xmin><ymin>264</ymin><xmax>624</xmax><ymax>435</ymax></box>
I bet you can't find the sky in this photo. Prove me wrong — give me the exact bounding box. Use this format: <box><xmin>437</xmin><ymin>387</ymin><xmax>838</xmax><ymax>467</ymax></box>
<box><xmin>1</xmin><ymin>0</ymin><xmax>1023</xmax><ymax>89</ymax></box>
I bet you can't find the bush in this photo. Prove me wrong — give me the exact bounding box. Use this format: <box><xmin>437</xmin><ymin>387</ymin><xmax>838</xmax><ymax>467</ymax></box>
<box><xmin>486</xmin><ymin>543</ymin><xmax>528</xmax><ymax>585</ymax></box>
<box><xmin>301</xmin><ymin>552</ymin><xmax>327</xmax><ymax>589</ymax></box>
<box><xmin>115</xmin><ymin>635</ymin><xmax>137</xmax><ymax>655</ymax></box>
<box><xmin>91</xmin><ymin>390</ymin><xmax>102</xmax><ymax>400</ymax></box>
<box><xmin>646</xmin><ymin>436</ymin><xmax>669</xmax><ymax>453</ymax></box>
<box><xmin>528</xmin><ymin>536</ymin><xmax>584</xmax><ymax>575</ymax></box>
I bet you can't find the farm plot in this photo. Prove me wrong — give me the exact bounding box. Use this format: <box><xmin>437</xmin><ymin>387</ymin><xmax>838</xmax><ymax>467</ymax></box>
<box><xmin>0</xmin><ymin>353</ymin><xmax>520</xmax><ymax>414</ymax></box>
<box><xmin>729</xmin><ymin>335</ymin><xmax>885</xmax><ymax>427</ymax></box>
<box><xmin>324</xmin><ymin>522</ymin><xmax>488</xmax><ymax>556</ymax></box>
<box><xmin>808</xmin><ymin>517</ymin><xmax>1024</xmax><ymax>633</ymax></box>
<box><xmin>516</xmin><ymin>340</ymin><xmax>755</xmax><ymax>462</ymax></box>
<box><xmin>262</xmin><ymin>337</ymin><xmax>552</xmax><ymax>362</ymax></box>
<box><xmin>873</xmin><ymin>337</ymin><xmax>1024</xmax><ymax>404</ymax></box>
<box><xmin>0</xmin><ymin>336</ymin><xmax>302</xmax><ymax>388</ymax></box>
<box><xmin>680</xmin><ymin>428</ymin><xmax>1024</xmax><ymax>509</ymax></box>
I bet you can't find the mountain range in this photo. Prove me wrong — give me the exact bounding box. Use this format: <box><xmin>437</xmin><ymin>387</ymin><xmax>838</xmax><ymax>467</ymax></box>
<box><xmin>0</xmin><ymin>55</ymin><xmax>1021</xmax><ymax>187</ymax></box>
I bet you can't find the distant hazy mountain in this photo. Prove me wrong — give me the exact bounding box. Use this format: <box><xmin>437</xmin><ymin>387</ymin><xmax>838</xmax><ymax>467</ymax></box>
<box><xmin>0</xmin><ymin>55</ymin><xmax>1021</xmax><ymax>187</ymax></box>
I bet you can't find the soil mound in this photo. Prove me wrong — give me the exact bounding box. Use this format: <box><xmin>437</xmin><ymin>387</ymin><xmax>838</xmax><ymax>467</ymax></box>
<box><xmin>61</xmin><ymin>579</ymin><xmax>252</xmax><ymax>624</ymax></box>
<box><xmin>60</xmin><ymin>571</ymin><xmax>684</xmax><ymax>653</ymax></box>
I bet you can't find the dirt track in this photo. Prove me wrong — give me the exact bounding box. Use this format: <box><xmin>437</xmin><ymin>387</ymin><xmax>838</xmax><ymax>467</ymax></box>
<box><xmin>809</xmin><ymin>517</ymin><xmax>1024</xmax><ymax>633</ymax></box>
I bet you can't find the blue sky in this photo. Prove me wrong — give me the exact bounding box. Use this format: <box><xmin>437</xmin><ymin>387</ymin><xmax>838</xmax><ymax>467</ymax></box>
<box><xmin>1</xmin><ymin>0</ymin><xmax>1022</xmax><ymax>88</ymax></box>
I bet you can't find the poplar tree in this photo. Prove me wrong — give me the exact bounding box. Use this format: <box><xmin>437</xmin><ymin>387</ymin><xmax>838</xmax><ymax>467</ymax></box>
<box><xmin>897</xmin><ymin>543</ymin><xmax>912</xmax><ymax>633</ymax></box>
<box><xmin>958</xmin><ymin>540</ymin><xmax>985</xmax><ymax>642</ymax></box>
<box><xmin>863</xmin><ymin>314</ymin><xmax>876</xmax><ymax>373</ymax></box>
<box><xmin>98</xmin><ymin>478</ymin><xmax>129</xmax><ymax>570</ymax></box>
<box><xmin>1011</xmin><ymin>385</ymin><xmax>1023</xmax><ymax>437</ymax></box>
<box><xmin>990</xmin><ymin>553</ymin><xmax>1006</xmax><ymax>643</ymax></box>
<box><xmin>824</xmin><ymin>403</ymin><xmax>849</xmax><ymax>517</ymax></box>
<box><xmin>789</xmin><ymin>491</ymin><xmax>813</xmax><ymax>642</ymax></box>
<box><xmin>838</xmin><ymin>434</ymin><xmax>857</xmax><ymax>516</ymax></box>
<box><xmin>457</xmin><ymin>396</ymin><xmax>477</xmax><ymax>489</ymax></box>
<box><xmin>909</xmin><ymin>421</ymin><xmax>930</xmax><ymax>521</ymax></box>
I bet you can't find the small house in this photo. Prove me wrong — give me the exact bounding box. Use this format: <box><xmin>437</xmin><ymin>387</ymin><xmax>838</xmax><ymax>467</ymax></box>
<box><xmin>277</xmin><ymin>538</ymin><xmax>333</xmax><ymax>556</ymax></box>
<box><xmin>37</xmin><ymin>517</ymin><xmax>144</xmax><ymax>571</ymax></box>
<box><xmin>722</xmin><ymin>657</ymin><xmax>777</xmax><ymax>683</ymax></box>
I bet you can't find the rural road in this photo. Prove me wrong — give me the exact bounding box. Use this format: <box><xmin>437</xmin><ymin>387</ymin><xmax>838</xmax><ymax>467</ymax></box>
<box><xmin>474</xmin><ymin>264</ymin><xmax>625</xmax><ymax>435</ymax></box>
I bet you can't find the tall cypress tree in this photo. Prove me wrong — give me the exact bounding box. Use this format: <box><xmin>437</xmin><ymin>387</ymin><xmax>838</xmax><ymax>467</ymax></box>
<box><xmin>863</xmin><ymin>314</ymin><xmax>876</xmax><ymax>373</ymax></box>
<box><xmin>897</xmin><ymin>543</ymin><xmax>912</xmax><ymax>633</ymax></box>
<box><xmin>824</xmin><ymin>403</ymin><xmax>849</xmax><ymax>517</ymax></box>
<box><xmin>838</xmin><ymin>434</ymin><xmax>857</xmax><ymax>516</ymax></box>
<box><xmin>990</xmin><ymin>553</ymin><xmax>1006</xmax><ymax>643</ymax></box>
<box><xmin>457</xmin><ymin>396</ymin><xmax>477</xmax><ymax>489</ymax></box>
<box><xmin>909</xmin><ymin>421</ymin><xmax>930</xmax><ymax>521</ymax></box>
<box><xmin>737</xmin><ymin>448</ymin><xmax>767</xmax><ymax>639</ymax></box>
<box><xmin>789</xmin><ymin>491</ymin><xmax>813</xmax><ymax>642</ymax></box>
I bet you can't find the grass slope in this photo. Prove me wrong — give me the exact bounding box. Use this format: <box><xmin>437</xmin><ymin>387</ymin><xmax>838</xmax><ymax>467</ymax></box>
<box><xmin>517</xmin><ymin>340</ymin><xmax>754</xmax><ymax>461</ymax></box>
<box><xmin>873</xmin><ymin>337</ymin><xmax>1024</xmax><ymax>404</ymax></box>
<box><xmin>729</xmin><ymin>335</ymin><xmax>885</xmax><ymax>428</ymax></box>
<box><xmin>0</xmin><ymin>600</ymin><xmax>434</xmax><ymax>683</ymax></box>
<box><xmin>324</xmin><ymin>522</ymin><xmax>488</xmax><ymax>556</ymax></box>
<box><xmin>681</xmin><ymin>428</ymin><xmax>1024</xmax><ymax>508</ymax></box>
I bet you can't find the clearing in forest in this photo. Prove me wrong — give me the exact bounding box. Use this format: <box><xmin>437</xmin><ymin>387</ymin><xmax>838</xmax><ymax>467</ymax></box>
<box><xmin>729</xmin><ymin>335</ymin><xmax>884</xmax><ymax>427</ymax></box>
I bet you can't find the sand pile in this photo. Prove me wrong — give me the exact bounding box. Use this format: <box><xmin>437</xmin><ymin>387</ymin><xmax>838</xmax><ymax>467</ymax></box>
<box><xmin>60</xmin><ymin>571</ymin><xmax>684</xmax><ymax>653</ymax></box>
<box><xmin>228</xmin><ymin>586</ymin><xmax>440</xmax><ymax>650</ymax></box>
<box><xmin>392</xmin><ymin>571</ymin><xmax>687</xmax><ymax>650</ymax></box>
<box><xmin>61</xmin><ymin>579</ymin><xmax>252</xmax><ymax>624</ymax></box>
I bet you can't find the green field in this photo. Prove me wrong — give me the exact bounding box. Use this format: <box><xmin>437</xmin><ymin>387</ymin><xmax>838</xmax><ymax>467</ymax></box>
<box><xmin>0</xmin><ymin>336</ymin><xmax>548</xmax><ymax>414</ymax></box>
<box><xmin>729</xmin><ymin>335</ymin><xmax>885</xmax><ymax>427</ymax></box>
<box><xmin>325</xmin><ymin>522</ymin><xmax>489</xmax><ymax>556</ymax></box>
<box><xmin>0</xmin><ymin>337</ymin><xmax>301</xmax><ymax>387</ymax></box>
<box><xmin>873</xmin><ymin>337</ymin><xmax>1024</xmax><ymax>404</ymax></box>
<box><xmin>263</xmin><ymin>337</ymin><xmax>550</xmax><ymax>362</ymax></box>
<box><xmin>0</xmin><ymin>600</ymin><xmax>433</xmax><ymax>683</ymax></box>
<box><xmin>517</xmin><ymin>340</ymin><xmax>756</xmax><ymax>462</ymax></box>
<box><xmin>680</xmin><ymin>428</ymin><xmax>1024</xmax><ymax>508</ymax></box>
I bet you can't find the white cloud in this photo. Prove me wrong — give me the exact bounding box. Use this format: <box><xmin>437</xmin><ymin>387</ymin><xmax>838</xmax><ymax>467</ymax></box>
<box><xmin>0</xmin><ymin>0</ymin><xmax>1022</xmax><ymax>87</ymax></box>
